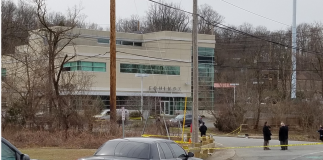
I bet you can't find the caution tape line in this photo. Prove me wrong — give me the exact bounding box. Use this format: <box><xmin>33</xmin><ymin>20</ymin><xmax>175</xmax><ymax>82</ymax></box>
<box><xmin>142</xmin><ymin>134</ymin><xmax>182</xmax><ymax>138</ymax></box>
<box><xmin>225</xmin><ymin>126</ymin><xmax>241</xmax><ymax>135</ymax></box>
<box><xmin>185</xmin><ymin>142</ymin><xmax>323</xmax><ymax>150</ymax></box>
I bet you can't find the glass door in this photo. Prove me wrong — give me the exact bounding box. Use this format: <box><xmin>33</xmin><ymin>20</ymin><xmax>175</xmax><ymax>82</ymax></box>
<box><xmin>160</xmin><ymin>101</ymin><xmax>170</xmax><ymax>115</ymax></box>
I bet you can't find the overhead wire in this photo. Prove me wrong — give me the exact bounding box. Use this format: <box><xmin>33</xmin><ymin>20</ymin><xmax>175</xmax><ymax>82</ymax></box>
<box><xmin>146</xmin><ymin>0</ymin><xmax>323</xmax><ymax>56</ymax></box>
<box><xmin>220</xmin><ymin>0</ymin><xmax>290</xmax><ymax>27</ymax></box>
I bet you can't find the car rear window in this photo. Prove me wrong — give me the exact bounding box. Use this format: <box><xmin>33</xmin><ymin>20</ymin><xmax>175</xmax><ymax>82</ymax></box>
<box><xmin>158</xmin><ymin>143</ymin><xmax>173</xmax><ymax>159</ymax></box>
<box><xmin>95</xmin><ymin>141</ymin><xmax>120</xmax><ymax>156</ymax></box>
<box><xmin>95</xmin><ymin>141</ymin><xmax>150</xmax><ymax>159</ymax></box>
<box><xmin>169</xmin><ymin>143</ymin><xmax>186</xmax><ymax>158</ymax></box>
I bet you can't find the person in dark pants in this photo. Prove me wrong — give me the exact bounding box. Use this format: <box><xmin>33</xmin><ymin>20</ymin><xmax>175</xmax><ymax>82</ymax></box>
<box><xmin>279</xmin><ymin>122</ymin><xmax>288</xmax><ymax>150</ymax></box>
<box><xmin>285</xmin><ymin>124</ymin><xmax>289</xmax><ymax>150</ymax></box>
<box><xmin>263</xmin><ymin>122</ymin><xmax>272</xmax><ymax>150</ymax></box>
<box><xmin>318</xmin><ymin>125</ymin><xmax>323</xmax><ymax>142</ymax></box>
<box><xmin>199</xmin><ymin>122</ymin><xmax>207</xmax><ymax>137</ymax></box>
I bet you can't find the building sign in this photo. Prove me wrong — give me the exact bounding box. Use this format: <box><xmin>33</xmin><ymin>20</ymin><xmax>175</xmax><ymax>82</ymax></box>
<box><xmin>149</xmin><ymin>86</ymin><xmax>181</xmax><ymax>92</ymax></box>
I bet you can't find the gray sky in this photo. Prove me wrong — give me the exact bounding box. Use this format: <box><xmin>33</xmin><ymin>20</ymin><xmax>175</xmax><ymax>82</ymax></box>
<box><xmin>23</xmin><ymin>0</ymin><xmax>323</xmax><ymax>31</ymax></box>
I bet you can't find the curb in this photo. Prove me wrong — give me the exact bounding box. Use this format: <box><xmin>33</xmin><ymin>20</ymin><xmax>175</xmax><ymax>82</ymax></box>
<box><xmin>205</xmin><ymin>143</ymin><xmax>236</xmax><ymax>160</ymax></box>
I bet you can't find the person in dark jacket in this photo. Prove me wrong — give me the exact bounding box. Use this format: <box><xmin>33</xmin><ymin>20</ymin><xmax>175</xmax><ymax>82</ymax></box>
<box><xmin>279</xmin><ymin>122</ymin><xmax>288</xmax><ymax>150</ymax></box>
<box><xmin>199</xmin><ymin>122</ymin><xmax>207</xmax><ymax>137</ymax></box>
<box><xmin>285</xmin><ymin>124</ymin><xmax>289</xmax><ymax>150</ymax></box>
<box><xmin>318</xmin><ymin>125</ymin><xmax>323</xmax><ymax>142</ymax></box>
<box><xmin>263</xmin><ymin>122</ymin><xmax>272</xmax><ymax>150</ymax></box>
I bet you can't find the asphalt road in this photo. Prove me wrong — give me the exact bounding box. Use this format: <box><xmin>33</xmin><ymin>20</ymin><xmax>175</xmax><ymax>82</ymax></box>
<box><xmin>211</xmin><ymin>136</ymin><xmax>323</xmax><ymax>160</ymax></box>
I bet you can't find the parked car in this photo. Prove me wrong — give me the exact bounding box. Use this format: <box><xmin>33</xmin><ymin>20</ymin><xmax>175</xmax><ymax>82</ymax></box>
<box><xmin>169</xmin><ymin>114</ymin><xmax>203</xmax><ymax>127</ymax></box>
<box><xmin>78</xmin><ymin>137</ymin><xmax>200</xmax><ymax>160</ymax></box>
<box><xmin>1</xmin><ymin>137</ymin><xmax>30</xmax><ymax>160</ymax></box>
<box><xmin>93</xmin><ymin>109</ymin><xmax>129</xmax><ymax>120</ymax></box>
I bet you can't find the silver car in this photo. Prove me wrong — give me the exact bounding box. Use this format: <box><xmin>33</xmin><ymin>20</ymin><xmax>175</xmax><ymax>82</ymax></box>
<box><xmin>93</xmin><ymin>109</ymin><xmax>129</xmax><ymax>120</ymax></box>
<box><xmin>78</xmin><ymin>137</ymin><xmax>201</xmax><ymax>160</ymax></box>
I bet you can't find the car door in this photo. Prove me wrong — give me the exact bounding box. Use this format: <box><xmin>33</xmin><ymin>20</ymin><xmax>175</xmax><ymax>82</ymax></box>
<box><xmin>185</xmin><ymin>115</ymin><xmax>192</xmax><ymax>125</ymax></box>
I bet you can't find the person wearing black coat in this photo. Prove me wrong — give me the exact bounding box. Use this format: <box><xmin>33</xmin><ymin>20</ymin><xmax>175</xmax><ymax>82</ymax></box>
<box><xmin>199</xmin><ymin>122</ymin><xmax>207</xmax><ymax>137</ymax></box>
<box><xmin>279</xmin><ymin>122</ymin><xmax>288</xmax><ymax>150</ymax></box>
<box><xmin>263</xmin><ymin>122</ymin><xmax>272</xmax><ymax>150</ymax></box>
<box><xmin>318</xmin><ymin>125</ymin><xmax>323</xmax><ymax>142</ymax></box>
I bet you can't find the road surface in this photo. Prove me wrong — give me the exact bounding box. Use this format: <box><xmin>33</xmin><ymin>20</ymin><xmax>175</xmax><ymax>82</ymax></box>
<box><xmin>212</xmin><ymin>136</ymin><xmax>323</xmax><ymax>160</ymax></box>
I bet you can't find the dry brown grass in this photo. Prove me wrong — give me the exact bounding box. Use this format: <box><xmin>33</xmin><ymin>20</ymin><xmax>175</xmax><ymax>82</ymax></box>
<box><xmin>2</xmin><ymin>125</ymin><xmax>140</xmax><ymax>149</ymax></box>
<box><xmin>19</xmin><ymin>148</ymin><xmax>96</xmax><ymax>160</ymax></box>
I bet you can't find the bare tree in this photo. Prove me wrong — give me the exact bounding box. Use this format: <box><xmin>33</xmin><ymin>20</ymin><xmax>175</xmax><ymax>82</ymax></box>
<box><xmin>116</xmin><ymin>15</ymin><xmax>141</xmax><ymax>33</ymax></box>
<box><xmin>308</xmin><ymin>23</ymin><xmax>323</xmax><ymax>95</ymax></box>
<box><xmin>198</xmin><ymin>4</ymin><xmax>224</xmax><ymax>34</ymax></box>
<box><xmin>1</xmin><ymin>0</ymin><xmax>38</xmax><ymax>55</ymax></box>
<box><xmin>144</xmin><ymin>0</ymin><xmax>190</xmax><ymax>32</ymax></box>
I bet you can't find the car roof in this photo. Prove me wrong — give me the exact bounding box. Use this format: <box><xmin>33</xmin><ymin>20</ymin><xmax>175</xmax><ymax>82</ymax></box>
<box><xmin>109</xmin><ymin>137</ymin><xmax>175</xmax><ymax>144</ymax></box>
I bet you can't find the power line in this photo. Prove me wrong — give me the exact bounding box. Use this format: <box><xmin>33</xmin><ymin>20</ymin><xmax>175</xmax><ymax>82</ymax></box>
<box><xmin>220</xmin><ymin>0</ymin><xmax>290</xmax><ymax>27</ymax></box>
<box><xmin>146</xmin><ymin>0</ymin><xmax>323</xmax><ymax>56</ymax></box>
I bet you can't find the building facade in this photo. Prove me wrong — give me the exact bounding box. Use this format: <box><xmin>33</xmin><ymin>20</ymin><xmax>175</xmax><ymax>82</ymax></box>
<box><xmin>2</xmin><ymin>28</ymin><xmax>216</xmax><ymax>115</ymax></box>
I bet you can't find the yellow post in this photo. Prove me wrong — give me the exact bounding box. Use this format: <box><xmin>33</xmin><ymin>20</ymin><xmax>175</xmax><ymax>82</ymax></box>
<box><xmin>181</xmin><ymin>97</ymin><xmax>187</xmax><ymax>141</ymax></box>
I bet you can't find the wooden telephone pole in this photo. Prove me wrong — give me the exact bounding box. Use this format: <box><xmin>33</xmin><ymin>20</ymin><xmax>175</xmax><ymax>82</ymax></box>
<box><xmin>110</xmin><ymin>0</ymin><xmax>117</xmax><ymax>122</ymax></box>
<box><xmin>192</xmin><ymin>0</ymin><xmax>199</xmax><ymax>144</ymax></box>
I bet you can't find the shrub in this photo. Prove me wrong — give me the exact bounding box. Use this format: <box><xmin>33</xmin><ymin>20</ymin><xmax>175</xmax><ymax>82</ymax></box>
<box><xmin>129</xmin><ymin>111</ymin><xmax>141</xmax><ymax>117</ymax></box>
<box><xmin>212</xmin><ymin>104</ymin><xmax>245</xmax><ymax>132</ymax></box>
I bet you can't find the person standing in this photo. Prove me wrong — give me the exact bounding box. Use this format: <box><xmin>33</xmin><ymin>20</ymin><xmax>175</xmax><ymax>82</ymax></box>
<box><xmin>199</xmin><ymin>122</ymin><xmax>207</xmax><ymax>137</ymax></box>
<box><xmin>318</xmin><ymin>125</ymin><xmax>323</xmax><ymax>142</ymax></box>
<box><xmin>285</xmin><ymin>124</ymin><xmax>289</xmax><ymax>150</ymax></box>
<box><xmin>263</xmin><ymin>122</ymin><xmax>272</xmax><ymax>150</ymax></box>
<box><xmin>279</xmin><ymin>122</ymin><xmax>288</xmax><ymax>150</ymax></box>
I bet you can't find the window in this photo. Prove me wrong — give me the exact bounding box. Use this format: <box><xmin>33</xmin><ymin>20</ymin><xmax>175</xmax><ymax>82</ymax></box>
<box><xmin>115</xmin><ymin>142</ymin><xmax>149</xmax><ymax>159</ymax></box>
<box><xmin>134</xmin><ymin>42</ymin><xmax>142</xmax><ymax>46</ymax></box>
<box><xmin>158</xmin><ymin>143</ymin><xmax>173</xmax><ymax>159</ymax></box>
<box><xmin>97</xmin><ymin>38</ymin><xmax>142</xmax><ymax>46</ymax></box>
<box><xmin>122</xmin><ymin>41</ymin><xmax>133</xmax><ymax>46</ymax></box>
<box><xmin>96</xmin><ymin>141</ymin><xmax>149</xmax><ymax>159</ymax></box>
<box><xmin>1</xmin><ymin>141</ymin><xmax>16</xmax><ymax>160</ymax></box>
<box><xmin>1</xmin><ymin>68</ymin><xmax>6</xmax><ymax>77</ymax></box>
<box><xmin>95</xmin><ymin>141</ymin><xmax>120</xmax><ymax>156</ymax></box>
<box><xmin>169</xmin><ymin>143</ymin><xmax>186</xmax><ymax>158</ymax></box>
<box><xmin>116</xmin><ymin>40</ymin><xmax>122</xmax><ymax>45</ymax></box>
<box><xmin>120</xmin><ymin>63</ymin><xmax>180</xmax><ymax>75</ymax></box>
<box><xmin>63</xmin><ymin>61</ymin><xmax>106</xmax><ymax>72</ymax></box>
<box><xmin>97</xmin><ymin>38</ymin><xmax>109</xmax><ymax>44</ymax></box>
<box><xmin>150</xmin><ymin>143</ymin><xmax>160</xmax><ymax>160</ymax></box>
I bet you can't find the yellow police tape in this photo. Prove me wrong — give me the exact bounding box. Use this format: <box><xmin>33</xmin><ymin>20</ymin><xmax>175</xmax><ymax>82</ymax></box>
<box><xmin>142</xmin><ymin>134</ymin><xmax>204</xmax><ymax>144</ymax></box>
<box><xmin>188</xmin><ymin>142</ymin><xmax>323</xmax><ymax>150</ymax></box>
<box><xmin>142</xmin><ymin>134</ymin><xmax>181</xmax><ymax>138</ymax></box>
<box><xmin>225</xmin><ymin>126</ymin><xmax>241</xmax><ymax>135</ymax></box>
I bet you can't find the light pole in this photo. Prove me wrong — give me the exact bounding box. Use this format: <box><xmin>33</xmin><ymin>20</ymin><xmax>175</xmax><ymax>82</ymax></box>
<box><xmin>230</xmin><ymin>83</ymin><xmax>239</xmax><ymax>104</ymax></box>
<box><xmin>135</xmin><ymin>73</ymin><xmax>149</xmax><ymax>121</ymax></box>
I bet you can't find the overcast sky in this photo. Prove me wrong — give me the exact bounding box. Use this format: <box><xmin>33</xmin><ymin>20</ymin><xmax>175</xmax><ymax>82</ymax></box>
<box><xmin>19</xmin><ymin>0</ymin><xmax>323</xmax><ymax>31</ymax></box>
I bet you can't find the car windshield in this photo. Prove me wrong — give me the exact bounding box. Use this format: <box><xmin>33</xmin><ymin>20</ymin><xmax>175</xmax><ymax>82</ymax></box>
<box><xmin>95</xmin><ymin>141</ymin><xmax>150</xmax><ymax>159</ymax></box>
<box><xmin>175</xmin><ymin>115</ymin><xmax>184</xmax><ymax>119</ymax></box>
<box><xmin>100</xmin><ymin>110</ymin><xmax>109</xmax><ymax>115</ymax></box>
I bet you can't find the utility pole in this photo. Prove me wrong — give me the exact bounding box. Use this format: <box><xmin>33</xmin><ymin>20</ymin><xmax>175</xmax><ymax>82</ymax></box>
<box><xmin>291</xmin><ymin>0</ymin><xmax>297</xmax><ymax>99</ymax></box>
<box><xmin>192</xmin><ymin>0</ymin><xmax>199</xmax><ymax>144</ymax></box>
<box><xmin>110</xmin><ymin>0</ymin><xmax>117</xmax><ymax>122</ymax></box>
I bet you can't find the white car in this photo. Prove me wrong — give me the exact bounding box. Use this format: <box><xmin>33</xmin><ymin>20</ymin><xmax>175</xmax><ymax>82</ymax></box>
<box><xmin>93</xmin><ymin>109</ymin><xmax>129</xmax><ymax>120</ymax></box>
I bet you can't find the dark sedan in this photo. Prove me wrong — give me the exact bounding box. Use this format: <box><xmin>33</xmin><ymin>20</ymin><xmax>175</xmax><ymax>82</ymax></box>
<box><xmin>78</xmin><ymin>137</ymin><xmax>201</xmax><ymax>160</ymax></box>
<box><xmin>169</xmin><ymin>114</ymin><xmax>203</xmax><ymax>127</ymax></box>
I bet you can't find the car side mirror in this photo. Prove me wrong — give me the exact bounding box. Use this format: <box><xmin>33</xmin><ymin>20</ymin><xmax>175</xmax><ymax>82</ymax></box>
<box><xmin>187</xmin><ymin>152</ymin><xmax>194</xmax><ymax>157</ymax></box>
<box><xmin>21</xmin><ymin>154</ymin><xmax>30</xmax><ymax>160</ymax></box>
